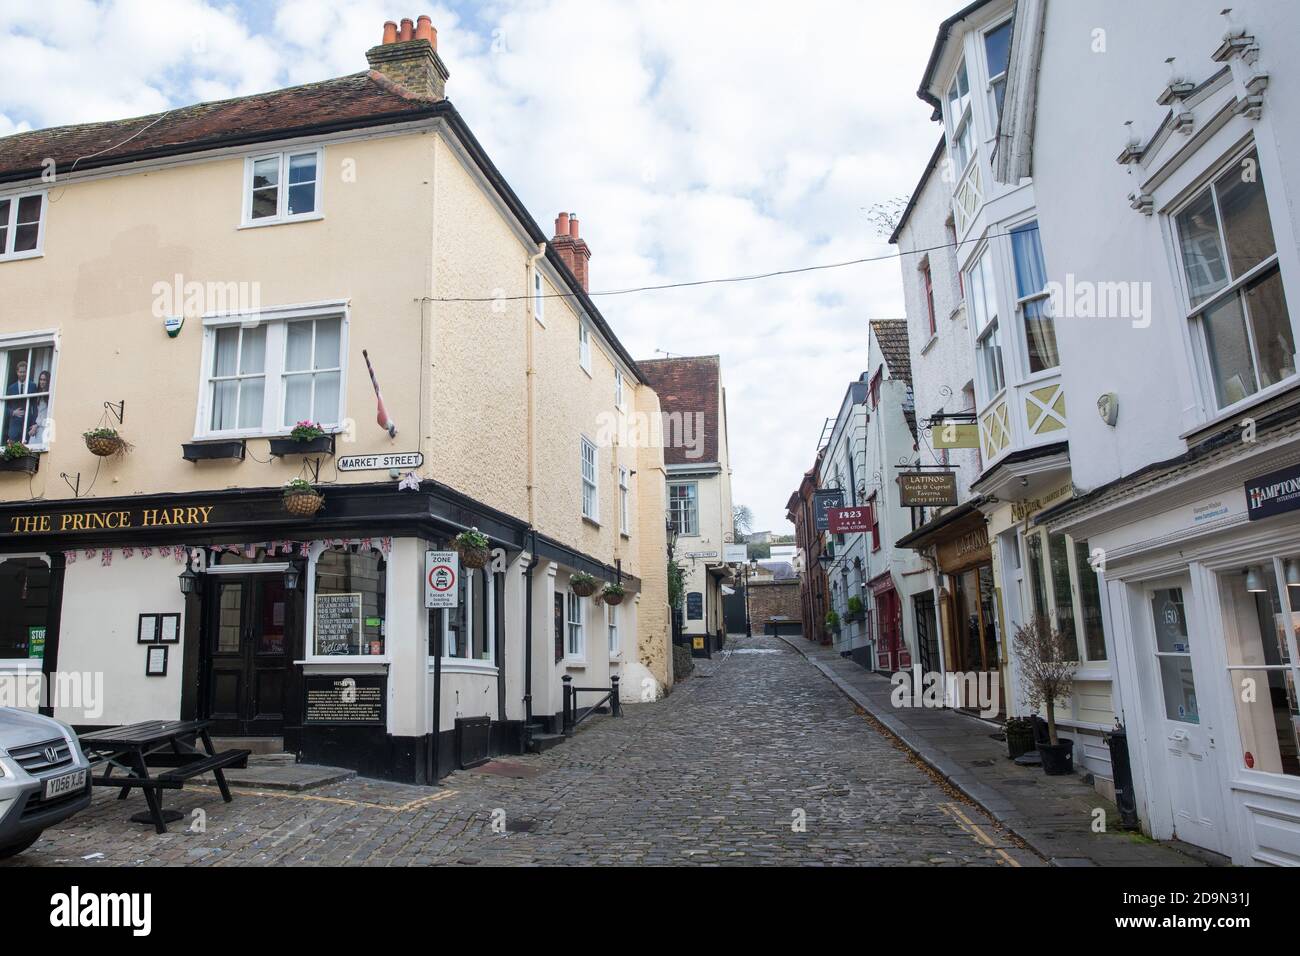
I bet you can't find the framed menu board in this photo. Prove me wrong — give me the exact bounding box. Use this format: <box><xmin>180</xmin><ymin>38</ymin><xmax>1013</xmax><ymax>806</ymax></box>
<box><xmin>315</xmin><ymin>592</ymin><xmax>362</xmax><ymax>656</ymax></box>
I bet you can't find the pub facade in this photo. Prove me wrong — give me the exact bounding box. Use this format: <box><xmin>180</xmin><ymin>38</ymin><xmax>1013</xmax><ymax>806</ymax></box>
<box><xmin>0</xmin><ymin>16</ymin><xmax>672</xmax><ymax>783</ymax></box>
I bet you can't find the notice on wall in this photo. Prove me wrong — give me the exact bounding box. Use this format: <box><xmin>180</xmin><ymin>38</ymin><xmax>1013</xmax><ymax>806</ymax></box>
<box><xmin>687</xmin><ymin>591</ymin><xmax>704</xmax><ymax>620</ymax></box>
<box><xmin>27</xmin><ymin>626</ymin><xmax>45</xmax><ymax>660</ymax></box>
<box><xmin>424</xmin><ymin>551</ymin><xmax>460</xmax><ymax>609</ymax></box>
<box><xmin>315</xmin><ymin>592</ymin><xmax>362</xmax><ymax>656</ymax></box>
<box><xmin>304</xmin><ymin>675</ymin><xmax>386</xmax><ymax>725</ymax></box>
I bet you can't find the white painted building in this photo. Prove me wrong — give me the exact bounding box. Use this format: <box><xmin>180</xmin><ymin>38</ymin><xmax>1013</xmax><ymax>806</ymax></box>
<box><xmin>1000</xmin><ymin>0</ymin><xmax>1300</xmax><ymax>864</ymax></box>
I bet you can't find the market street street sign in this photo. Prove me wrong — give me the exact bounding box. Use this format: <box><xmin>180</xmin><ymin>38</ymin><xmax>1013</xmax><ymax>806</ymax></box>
<box><xmin>828</xmin><ymin>505</ymin><xmax>873</xmax><ymax>534</ymax></box>
<box><xmin>813</xmin><ymin>489</ymin><xmax>846</xmax><ymax>531</ymax></box>
<box><xmin>337</xmin><ymin>452</ymin><xmax>425</xmax><ymax>472</ymax></box>
<box><xmin>1245</xmin><ymin>463</ymin><xmax>1300</xmax><ymax>521</ymax></box>
<box><xmin>898</xmin><ymin>471</ymin><xmax>959</xmax><ymax>508</ymax></box>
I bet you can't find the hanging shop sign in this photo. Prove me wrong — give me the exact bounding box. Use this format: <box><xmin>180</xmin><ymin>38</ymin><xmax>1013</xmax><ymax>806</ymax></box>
<box><xmin>813</xmin><ymin>489</ymin><xmax>846</xmax><ymax>531</ymax></box>
<box><xmin>1245</xmin><ymin>463</ymin><xmax>1300</xmax><ymax>521</ymax></box>
<box><xmin>898</xmin><ymin>471</ymin><xmax>958</xmax><ymax>508</ymax></box>
<box><xmin>424</xmin><ymin>550</ymin><xmax>460</xmax><ymax>609</ymax></box>
<box><xmin>827</xmin><ymin>505</ymin><xmax>873</xmax><ymax>534</ymax></box>
<box><xmin>723</xmin><ymin>544</ymin><xmax>748</xmax><ymax>563</ymax></box>
<box><xmin>304</xmin><ymin>675</ymin><xmax>386</xmax><ymax>725</ymax></box>
<box><xmin>337</xmin><ymin>452</ymin><xmax>425</xmax><ymax>472</ymax></box>
<box><xmin>931</xmin><ymin>422</ymin><xmax>980</xmax><ymax>450</ymax></box>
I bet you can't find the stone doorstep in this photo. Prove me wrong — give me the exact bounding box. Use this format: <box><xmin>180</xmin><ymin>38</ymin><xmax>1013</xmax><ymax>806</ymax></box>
<box><xmin>191</xmin><ymin>757</ymin><xmax>356</xmax><ymax>792</ymax></box>
<box><xmin>773</xmin><ymin>635</ymin><xmax>1203</xmax><ymax>868</ymax></box>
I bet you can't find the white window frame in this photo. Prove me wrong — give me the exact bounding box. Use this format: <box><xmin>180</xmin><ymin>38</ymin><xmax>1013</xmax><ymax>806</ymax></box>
<box><xmin>578</xmin><ymin>321</ymin><xmax>592</xmax><ymax>374</ymax></box>
<box><xmin>1169</xmin><ymin>143</ymin><xmax>1296</xmax><ymax>416</ymax></box>
<box><xmin>0</xmin><ymin>190</ymin><xmax>47</xmax><ymax>262</ymax></box>
<box><xmin>614</xmin><ymin>367</ymin><xmax>625</xmax><ymax>410</ymax></box>
<box><xmin>618</xmin><ymin>465</ymin><xmax>630</xmax><ymax>535</ymax></box>
<box><xmin>1009</xmin><ymin>219</ymin><xmax>1059</xmax><ymax>377</ymax></box>
<box><xmin>668</xmin><ymin>481</ymin><xmax>699</xmax><ymax>537</ymax></box>
<box><xmin>240</xmin><ymin>148</ymin><xmax>324</xmax><ymax>228</ymax></box>
<box><xmin>607</xmin><ymin>601</ymin><xmax>620</xmax><ymax>658</ymax></box>
<box><xmin>966</xmin><ymin>246</ymin><xmax>1005</xmax><ymax>402</ymax></box>
<box><xmin>566</xmin><ymin>588</ymin><xmax>585</xmax><ymax>659</ymax></box>
<box><xmin>945</xmin><ymin>59</ymin><xmax>975</xmax><ymax>177</ymax></box>
<box><xmin>0</xmin><ymin>329</ymin><xmax>59</xmax><ymax>451</ymax></box>
<box><xmin>982</xmin><ymin>17</ymin><xmax>1014</xmax><ymax>129</ymax></box>
<box><xmin>533</xmin><ymin>269</ymin><xmax>545</xmax><ymax>325</ymax></box>
<box><xmin>1020</xmin><ymin>527</ymin><xmax>1109</xmax><ymax>673</ymax></box>
<box><xmin>581</xmin><ymin>436</ymin><xmax>599</xmax><ymax>521</ymax></box>
<box><xmin>302</xmin><ymin>541</ymin><xmax>391</xmax><ymax>664</ymax></box>
<box><xmin>433</xmin><ymin>567</ymin><xmax>496</xmax><ymax>667</ymax></box>
<box><xmin>193</xmin><ymin>300</ymin><xmax>348</xmax><ymax>441</ymax></box>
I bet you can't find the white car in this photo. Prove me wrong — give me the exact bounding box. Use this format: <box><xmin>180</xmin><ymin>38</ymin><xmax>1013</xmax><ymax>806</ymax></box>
<box><xmin>0</xmin><ymin>708</ymin><xmax>93</xmax><ymax>859</ymax></box>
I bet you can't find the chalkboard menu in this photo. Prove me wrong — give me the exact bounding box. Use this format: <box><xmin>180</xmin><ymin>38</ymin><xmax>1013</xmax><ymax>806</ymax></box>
<box><xmin>315</xmin><ymin>592</ymin><xmax>362</xmax><ymax>656</ymax></box>
<box><xmin>687</xmin><ymin>591</ymin><xmax>704</xmax><ymax>620</ymax></box>
<box><xmin>304</xmin><ymin>675</ymin><xmax>386</xmax><ymax>725</ymax></box>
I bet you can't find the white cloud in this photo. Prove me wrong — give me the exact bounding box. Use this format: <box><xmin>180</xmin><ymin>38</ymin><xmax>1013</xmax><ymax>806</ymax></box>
<box><xmin>0</xmin><ymin>0</ymin><xmax>955</xmax><ymax>531</ymax></box>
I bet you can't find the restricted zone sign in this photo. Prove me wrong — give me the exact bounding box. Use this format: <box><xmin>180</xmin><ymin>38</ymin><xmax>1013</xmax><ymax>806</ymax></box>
<box><xmin>424</xmin><ymin>551</ymin><xmax>460</xmax><ymax>609</ymax></box>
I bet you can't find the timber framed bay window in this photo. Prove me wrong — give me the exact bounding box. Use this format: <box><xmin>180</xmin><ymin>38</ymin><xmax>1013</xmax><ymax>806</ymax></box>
<box><xmin>1022</xmin><ymin>528</ymin><xmax>1108</xmax><ymax>666</ymax></box>
<box><xmin>1010</xmin><ymin>222</ymin><xmax>1058</xmax><ymax>373</ymax></box>
<box><xmin>429</xmin><ymin>567</ymin><xmax>499</xmax><ymax>667</ymax></box>
<box><xmin>966</xmin><ymin>246</ymin><xmax>1005</xmax><ymax>400</ymax></box>
<box><xmin>0</xmin><ymin>191</ymin><xmax>46</xmax><ymax>261</ymax></box>
<box><xmin>1</xmin><ymin>333</ymin><xmax>57</xmax><ymax>449</ymax></box>
<box><xmin>1173</xmin><ymin>145</ymin><xmax>1295</xmax><ymax>412</ymax></box>
<box><xmin>311</xmin><ymin>544</ymin><xmax>386</xmax><ymax>658</ymax></box>
<box><xmin>195</xmin><ymin>303</ymin><xmax>346</xmax><ymax>439</ymax></box>
<box><xmin>1219</xmin><ymin>556</ymin><xmax>1300</xmax><ymax>777</ymax></box>
<box><xmin>668</xmin><ymin>481</ymin><xmax>698</xmax><ymax>537</ymax></box>
<box><xmin>581</xmin><ymin>436</ymin><xmax>599</xmax><ymax>521</ymax></box>
<box><xmin>566</xmin><ymin>588</ymin><xmax>585</xmax><ymax>659</ymax></box>
<box><xmin>242</xmin><ymin>148</ymin><xmax>322</xmax><ymax>226</ymax></box>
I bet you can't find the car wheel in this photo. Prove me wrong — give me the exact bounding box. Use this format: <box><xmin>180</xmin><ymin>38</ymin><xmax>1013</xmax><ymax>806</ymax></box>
<box><xmin>0</xmin><ymin>834</ymin><xmax>40</xmax><ymax>859</ymax></box>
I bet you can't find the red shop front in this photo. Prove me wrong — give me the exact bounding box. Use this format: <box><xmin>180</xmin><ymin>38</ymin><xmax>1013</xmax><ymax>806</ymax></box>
<box><xmin>870</xmin><ymin>571</ymin><xmax>910</xmax><ymax>673</ymax></box>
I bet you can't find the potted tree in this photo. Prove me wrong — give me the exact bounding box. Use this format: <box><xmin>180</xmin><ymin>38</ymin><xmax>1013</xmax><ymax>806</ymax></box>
<box><xmin>846</xmin><ymin>595</ymin><xmax>865</xmax><ymax>623</ymax></box>
<box><xmin>83</xmin><ymin>427</ymin><xmax>130</xmax><ymax>457</ymax></box>
<box><xmin>0</xmin><ymin>440</ymin><xmax>37</xmax><ymax>474</ymax></box>
<box><xmin>282</xmin><ymin>478</ymin><xmax>324</xmax><ymax>517</ymax></box>
<box><xmin>602</xmin><ymin>581</ymin><xmax>625</xmax><ymax>606</ymax></box>
<box><xmin>1013</xmin><ymin>614</ymin><xmax>1078</xmax><ymax>775</ymax></box>
<box><xmin>570</xmin><ymin>571</ymin><xmax>598</xmax><ymax>597</ymax></box>
<box><xmin>825</xmin><ymin>609</ymin><xmax>841</xmax><ymax>637</ymax></box>
<box><xmin>453</xmin><ymin>528</ymin><xmax>492</xmax><ymax>569</ymax></box>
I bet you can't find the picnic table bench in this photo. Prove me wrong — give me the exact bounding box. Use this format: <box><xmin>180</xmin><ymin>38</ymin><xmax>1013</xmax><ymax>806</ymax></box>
<box><xmin>78</xmin><ymin>720</ymin><xmax>250</xmax><ymax>833</ymax></box>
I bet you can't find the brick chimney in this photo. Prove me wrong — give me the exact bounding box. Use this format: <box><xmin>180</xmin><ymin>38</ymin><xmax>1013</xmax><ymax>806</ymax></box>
<box><xmin>551</xmin><ymin>213</ymin><xmax>591</xmax><ymax>291</ymax></box>
<box><xmin>366</xmin><ymin>15</ymin><xmax>449</xmax><ymax>100</ymax></box>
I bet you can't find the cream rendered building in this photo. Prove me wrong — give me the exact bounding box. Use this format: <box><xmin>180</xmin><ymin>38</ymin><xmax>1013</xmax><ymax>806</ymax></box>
<box><xmin>0</xmin><ymin>17</ymin><xmax>670</xmax><ymax>782</ymax></box>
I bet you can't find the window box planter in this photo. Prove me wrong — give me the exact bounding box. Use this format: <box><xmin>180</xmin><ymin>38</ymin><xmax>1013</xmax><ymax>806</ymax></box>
<box><xmin>182</xmin><ymin>440</ymin><xmax>247</xmax><ymax>462</ymax></box>
<box><xmin>0</xmin><ymin>454</ymin><xmax>39</xmax><ymax>475</ymax></box>
<box><xmin>268</xmin><ymin>434</ymin><xmax>335</xmax><ymax>457</ymax></box>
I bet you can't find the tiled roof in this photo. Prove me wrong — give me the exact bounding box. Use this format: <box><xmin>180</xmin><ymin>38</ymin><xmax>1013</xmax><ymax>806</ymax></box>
<box><xmin>637</xmin><ymin>355</ymin><xmax>721</xmax><ymax>466</ymax></box>
<box><xmin>0</xmin><ymin>71</ymin><xmax>441</xmax><ymax>183</ymax></box>
<box><xmin>870</xmin><ymin>319</ymin><xmax>912</xmax><ymax>386</ymax></box>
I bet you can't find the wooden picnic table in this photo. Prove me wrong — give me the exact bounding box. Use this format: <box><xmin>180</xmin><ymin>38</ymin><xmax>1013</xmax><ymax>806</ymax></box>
<box><xmin>78</xmin><ymin>720</ymin><xmax>249</xmax><ymax>834</ymax></box>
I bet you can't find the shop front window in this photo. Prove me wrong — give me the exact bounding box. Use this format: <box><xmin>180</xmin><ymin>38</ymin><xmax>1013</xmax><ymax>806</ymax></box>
<box><xmin>428</xmin><ymin>567</ymin><xmax>495</xmax><ymax>664</ymax></box>
<box><xmin>0</xmin><ymin>557</ymin><xmax>49</xmax><ymax>660</ymax></box>
<box><xmin>312</xmin><ymin>546</ymin><xmax>386</xmax><ymax>657</ymax></box>
<box><xmin>1022</xmin><ymin>528</ymin><xmax>1108</xmax><ymax>665</ymax></box>
<box><xmin>1221</xmin><ymin>558</ymin><xmax>1300</xmax><ymax>777</ymax></box>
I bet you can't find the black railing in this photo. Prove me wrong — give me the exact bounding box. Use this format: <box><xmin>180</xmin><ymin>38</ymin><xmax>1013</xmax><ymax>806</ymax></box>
<box><xmin>561</xmin><ymin>674</ymin><xmax>622</xmax><ymax>736</ymax></box>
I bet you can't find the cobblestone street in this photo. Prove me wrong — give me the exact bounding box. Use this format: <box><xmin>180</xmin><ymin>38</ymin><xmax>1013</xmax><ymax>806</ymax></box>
<box><xmin>7</xmin><ymin>636</ymin><xmax>1041</xmax><ymax>867</ymax></box>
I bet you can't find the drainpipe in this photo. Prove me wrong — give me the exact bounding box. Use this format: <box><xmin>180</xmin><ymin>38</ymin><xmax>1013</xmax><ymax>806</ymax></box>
<box><xmin>524</xmin><ymin>529</ymin><xmax>539</xmax><ymax>726</ymax></box>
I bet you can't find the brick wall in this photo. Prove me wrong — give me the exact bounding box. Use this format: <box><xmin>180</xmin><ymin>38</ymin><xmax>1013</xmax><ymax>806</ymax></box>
<box><xmin>749</xmin><ymin>580</ymin><xmax>802</xmax><ymax>631</ymax></box>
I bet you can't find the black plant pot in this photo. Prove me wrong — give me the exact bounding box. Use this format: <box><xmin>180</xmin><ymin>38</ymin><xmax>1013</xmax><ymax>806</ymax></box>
<box><xmin>1038</xmin><ymin>738</ymin><xmax>1075</xmax><ymax>775</ymax></box>
<box><xmin>1005</xmin><ymin>722</ymin><xmax>1037</xmax><ymax>760</ymax></box>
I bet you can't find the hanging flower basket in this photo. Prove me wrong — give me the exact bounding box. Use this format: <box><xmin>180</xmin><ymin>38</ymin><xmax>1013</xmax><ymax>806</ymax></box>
<box><xmin>283</xmin><ymin>478</ymin><xmax>324</xmax><ymax>517</ymax></box>
<box><xmin>602</xmin><ymin>582</ymin><xmax>626</xmax><ymax>606</ymax></box>
<box><xmin>454</xmin><ymin>528</ymin><xmax>492</xmax><ymax>569</ymax></box>
<box><xmin>570</xmin><ymin>572</ymin><xmax>598</xmax><ymax>597</ymax></box>
<box><xmin>84</xmin><ymin>428</ymin><xmax>130</xmax><ymax>458</ymax></box>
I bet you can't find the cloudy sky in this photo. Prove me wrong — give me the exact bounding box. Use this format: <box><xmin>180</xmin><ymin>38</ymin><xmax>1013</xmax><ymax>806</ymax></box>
<box><xmin>0</xmin><ymin>0</ymin><xmax>955</xmax><ymax>532</ymax></box>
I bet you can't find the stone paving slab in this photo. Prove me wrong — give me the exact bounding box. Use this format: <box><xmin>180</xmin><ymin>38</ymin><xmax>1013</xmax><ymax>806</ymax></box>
<box><xmin>777</xmin><ymin>635</ymin><xmax>1212</xmax><ymax>867</ymax></box>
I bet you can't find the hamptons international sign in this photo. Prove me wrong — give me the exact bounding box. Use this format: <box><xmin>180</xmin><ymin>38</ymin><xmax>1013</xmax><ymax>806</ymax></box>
<box><xmin>898</xmin><ymin>472</ymin><xmax>958</xmax><ymax>508</ymax></box>
<box><xmin>1245</xmin><ymin>464</ymin><xmax>1300</xmax><ymax>521</ymax></box>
